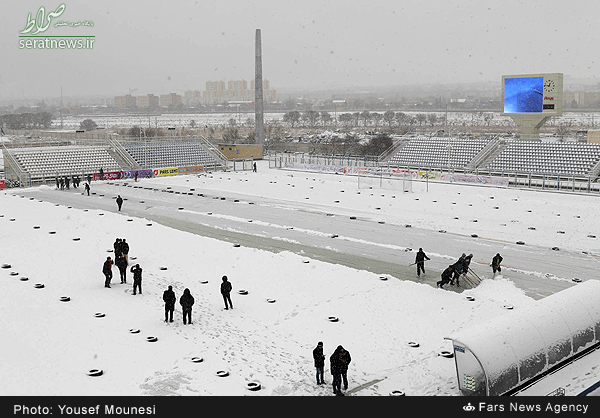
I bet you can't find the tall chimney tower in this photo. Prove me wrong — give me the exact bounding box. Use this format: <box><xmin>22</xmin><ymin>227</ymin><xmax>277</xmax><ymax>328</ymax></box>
<box><xmin>254</xmin><ymin>29</ymin><xmax>265</xmax><ymax>146</ymax></box>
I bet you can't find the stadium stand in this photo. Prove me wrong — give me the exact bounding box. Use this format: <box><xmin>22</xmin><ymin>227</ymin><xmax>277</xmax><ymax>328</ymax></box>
<box><xmin>7</xmin><ymin>145</ymin><xmax>120</xmax><ymax>180</ymax></box>
<box><xmin>483</xmin><ymin>140</ymin><xmax>600</xmax><ymax>176</ymax></box>
<box><xmin>386</xmin><ymin>136</ymin><xmax>491</xmax><ymax>169</ymax></box>
<box><xmin>121</xmin><ymin>140</ymin><xmax>222</xmax><ymax>169</ymax></box>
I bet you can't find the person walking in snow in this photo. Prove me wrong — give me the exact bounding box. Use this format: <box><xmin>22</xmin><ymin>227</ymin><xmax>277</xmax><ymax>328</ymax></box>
<box><xmin>313</xmin><ymin>341</ymin><xmax>326</xmax><ymax>385</ymax></box>
<box><xmin>84</xmin><ymin>182</ymin><xmax>90</xmax><ymax>195</ymax></box>
<box><xmin>163</xmin><ymin>285</ymin><xmax>176</xmax><ymax>323</ymax></box>
<box><xmin>180</xmin><ymin>288</ymin><xmax>194</xmax><ymax>324</ymax></box>
<box><xmin>491</xmin><ymin>253</ymin><xmax>503</xmax><ymax>276</ymax></box>
<box><xmin>220</xmin><ymin>275</ymin><xmax>233</xmax><ymax>310</ymax></box>
<box><xmin>437</xmin><ymin>265</ymin><xmax>454</xmax><ymax>289</ymax></box>
<box><xmin>330</xmin><ymin>345</ymin><xmax>345</xmax><ymax>396</ymax></box>
<box><xmin>115</xmin><ymin>255</ymin><xmax>128</xmax><ymax>284</ymax></box>
<box><xmin>253</xmin><ymin>162</ymin><xmax>257</xmax><ymax>172</ymax></box>
<box><xmin>415</xmin><ymin>248</ymin><xmax>430</xmax><ymax>278</ymax></box>
<box><xmin>102</xmin><ymin>256</ymin><xmax>113</xmax><ymax>288</ymax></box>
<box><xmin>130</xmin><ymin>263</ymin><xmax>142</xmax><ymax>295</ymax></box>
<box><xmin>116</xmin><ymin>195</ymin><xmax>123</xmax><ymax>211</ymax></box>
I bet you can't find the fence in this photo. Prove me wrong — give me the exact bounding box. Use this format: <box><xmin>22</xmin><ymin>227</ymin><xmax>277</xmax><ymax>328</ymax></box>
<box><xmin>268</xmin><ymin>152</ymin><xmax>600</xmax><ymax>194</ymax></box>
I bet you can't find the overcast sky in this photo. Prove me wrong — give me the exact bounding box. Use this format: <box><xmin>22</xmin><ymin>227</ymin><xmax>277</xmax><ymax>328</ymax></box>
<box><xmin>2</xmin><ymin>0</ymin><xmax>598</xmax><ymax>102</ymax></box>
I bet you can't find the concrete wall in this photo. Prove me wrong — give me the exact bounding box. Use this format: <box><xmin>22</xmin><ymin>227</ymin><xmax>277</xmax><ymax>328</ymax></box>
<box><xmin>218</xmin><ymin>144</ymin><xmax>263</xmax><ymax>160</ymax></box>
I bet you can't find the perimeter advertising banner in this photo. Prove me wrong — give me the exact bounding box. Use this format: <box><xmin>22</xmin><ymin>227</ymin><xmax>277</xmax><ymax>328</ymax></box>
<box><xmin>0</xmin><ymin>180</ymin><xmax>5</xmax><ymax>189</ymax></box>
<box><xmin>154</xmin><ymin>168</ymin><xmax>179</xmax><ymax>177</ymax></box>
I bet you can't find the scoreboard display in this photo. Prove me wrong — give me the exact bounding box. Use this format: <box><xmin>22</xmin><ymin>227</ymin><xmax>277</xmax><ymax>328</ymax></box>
<box><xmin>502</xmin><ymin>73</ymin><xmax>563</xmax><ymax>116</ymax></box>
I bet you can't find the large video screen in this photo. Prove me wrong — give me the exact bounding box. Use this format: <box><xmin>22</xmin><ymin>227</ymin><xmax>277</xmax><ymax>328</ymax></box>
<box><xmin>503</xmin><ymin>76</ymin><xmax>544</xmax><ymax>113</ymax></box>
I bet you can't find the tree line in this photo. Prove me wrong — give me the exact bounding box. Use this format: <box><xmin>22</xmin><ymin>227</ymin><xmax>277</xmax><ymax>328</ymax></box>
<box><xmin>282</xmin><ymin>110</ymin><xmax>444</xmax><ymax>130</ymax></box>
<box><xmin>0</xmin><ymin>112</ymin><xmax>54</xmax><ymax>130</ymax></box>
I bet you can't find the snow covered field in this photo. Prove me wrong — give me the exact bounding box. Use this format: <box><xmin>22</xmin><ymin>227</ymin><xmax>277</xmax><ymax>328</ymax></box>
<box><xmin>1</xmin><ymin>160</ymin><xmax>599</xmax><ymax>397</ymax></box>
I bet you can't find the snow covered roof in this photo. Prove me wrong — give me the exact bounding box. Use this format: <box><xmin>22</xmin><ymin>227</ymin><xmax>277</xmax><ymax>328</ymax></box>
<box><xmin>446</xmin><ymin>279</ymin><xmax>600</xmax><ymax>396</ymax></box>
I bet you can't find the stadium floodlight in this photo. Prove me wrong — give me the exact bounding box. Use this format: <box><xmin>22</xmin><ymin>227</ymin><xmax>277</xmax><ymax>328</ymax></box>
<box><xmin>501</xmin><ymin>73</ymin><xmax>563</xmax><ymax>141</ymax></box>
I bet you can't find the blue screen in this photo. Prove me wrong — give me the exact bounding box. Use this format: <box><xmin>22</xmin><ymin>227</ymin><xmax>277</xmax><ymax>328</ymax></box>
<box><xmin>504</xmin><ymin>77</ymin><xmax>544</xmax><ymax>113</ymax></box>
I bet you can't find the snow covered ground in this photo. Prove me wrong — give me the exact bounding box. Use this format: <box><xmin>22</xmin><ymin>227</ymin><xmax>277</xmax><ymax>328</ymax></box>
<box><xmin>1</xmin><ymin>160</ymin><xmax>599</xmax><ymax>397</ymax></box>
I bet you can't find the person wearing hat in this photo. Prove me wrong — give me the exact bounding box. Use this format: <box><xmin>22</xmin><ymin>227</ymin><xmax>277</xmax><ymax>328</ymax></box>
<box><xmin>102</xmin><ymin>256</ymin><xmax>113</xmax><ymax>288</ymax></box>
<box><xmin>313</xmin><ymin>341</ymin><xmax>325</xmax><ymax>385</ymax></box>
<box><xmin>179</xmin><ymin>288</ymin><xmax>195</xmax><ymax>325</ymax></box>
<box><xmin>330</xmin><ymin>345</ymin><xmax>345</xmax><ymax>395</ymax></box>
<box><xmin>130</xmin><ymin>263</ymin><xmax>143</xmax><ymax>295</ymax></box>
<box><xmin>415</xmin><ymin>248</ymin><xmax>430</xmax><ymax>278</ymax></box>
<box><xmin>220</xmin><ymin>275</ymin><xmax>233</xmax><ymax>310</ymax></box>
<box><xmin>491</xmin><ymin>253</ymin><xmax>503</xmax><ymax>276</ymax></box>
<box><xmin>462</xmin><ymin>254</ymin><xmax>473</xmax><ymax>275</ymax></box>
<box><xmin>163</xmin><ymin>285</ymin><xmax>176</xmax><ymax>323</ymax></box>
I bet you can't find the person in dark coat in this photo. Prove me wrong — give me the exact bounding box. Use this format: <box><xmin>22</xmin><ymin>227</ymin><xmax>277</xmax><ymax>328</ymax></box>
<box><xmin>313</xmin><ymin>341</ymin><xmax>325</xmax><ymax>385</ymax></box>
<box><xmin>115</xmin><ymin>255</ymin><xmax>128</xmax><ymax>284</ymax></box>
<box><xmin>462</xmin><ymin>254</ymin><xmax>473</xmax><ymax>275</ymax></box>
<box><xmin>220</xmin><ymin>275</ymin><xmax>233</xmax><ymax>310</ymax></box>
<box><xmin>64</xmin><ymin>176</ymin><xmax>70</xmax><ymax>190</ymax></box>
<box><xmin>491</xmin><ymin>253</ymin><xmax>503</xmax><ymax>275</ymax></box>
<box><xmin>130</xmin><ymin>263</ymin><xmax>142</xmax><ymax>295</ymax></box>
<box><xmin>113</xmin><ymin>238</ymin><xmax>122</xmax><ymax>259</ymax></box>
<box><xmin>415</xmin><ymin>247</ymin><xmax>430</xmax><ymax>278</ymax></box>
<box><xmin>451</xmin><ymin>253</ymin><xmax>466</xmax><ymax>285</ymax></box>
<box><xmin>102</xmin><ymin>256</ymin><xmax>113</xmax><ymax>288</ymax></box>
<box><xmin>59</xmin><ymin>177</ymin><xmax>64</xmax><ymax>190</ymax></box>
<box><xmin>180</xmin><ymin>288</ymin><xmax>194</xmax><ymax>324</ymax></box>
<box><xmin>253</xmin><ymin>162</ymin><xmax>257</xmax><ymax>172</ymax></box>
<box><xmin>84</xmin><ymin>182</ymin><xmax>90</xmax><ymax>196</ymax></box>
<box><xmin>437</xmin><ymin>265</ymin><xmax>454</xmax><ymax>289</ymax></box>
<box><xmin>330</xmin><ymin>345</ymin><xmax>344</xmax><ymax>396</ymax></box>
<box><xmin>134</xmin><ymin>171</ymin><xmax>138</xmax><ymax>182</ymax></box>
<box><xmin>121</xmin><ymin>239</ymin><xmax>130</xmax><ymax>264</ymax></box>
<box><xmin>163</xmin><ymin>285</ymin><xmax>176</xmax><ymax>323</ymax></box>
<box><xmin>99</xmin><ymin>167</ymin><xmax>104</xmax><ymax>180</ymax></box>
<box><xmin>116</xmin><ymin>195</ymin><xmax>123</xmax><ymax>211</ymax></box>
<box><xmin>55</xmin><ymin>176</ymin><xmax>59</xmax><ymax>189</ymax></box>
<box><xmin>338</xmin><ymin>346</ymin><xmax>352</xmax><ymax>391</ymax></box>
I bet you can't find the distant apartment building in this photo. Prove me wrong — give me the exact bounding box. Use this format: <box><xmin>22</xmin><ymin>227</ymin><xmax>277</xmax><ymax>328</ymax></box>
<box><xmin>114</xmin><ymin>94</ymin><xmax>137</xmax><ymax>109</ymax></box>
<box><xmin>564</xmin><ymin>91</ymin><xmax>600</xmax><ymax>107</ymax></box>
<box><xmin>184</xmin><ymin>90</ymin><xmax>202</xmax><ymax>106</ymax></box>
<box><xmin>136</xmin><ymin>94</ymin><xmax>159</xmax><ymax>108</ymax></box>
<box><xmin>202</xmin><ymin>79</ymin><xmax>276</xmax><ymax>104</ymax></box>
<box><xmin>159</xmin><ymin>93</ymin><xmax>183</xmax><ymax>107</ymax></box>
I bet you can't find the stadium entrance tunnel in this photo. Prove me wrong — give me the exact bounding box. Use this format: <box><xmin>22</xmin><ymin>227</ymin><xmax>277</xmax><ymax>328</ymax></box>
<box><xmin>445</xmin><ymin>280</ymin><xmax>600</xmax><ymax>396</ymax></box>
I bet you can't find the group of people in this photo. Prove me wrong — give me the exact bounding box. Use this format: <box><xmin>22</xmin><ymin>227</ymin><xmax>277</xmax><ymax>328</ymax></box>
<box><xmin>101</xmin><ymin>238</ymin><xmax>142</xmax><ymax>295</ymax></box>
<box><xmin>313</xmin><ymin>342</ymin><xmax>352</xmax><ymax>396</ymax></box>
<box><xmin>415</xmin><ymin>248</ymin><xmax>503</xmax><ymax>289</ymax></box>
<box><xmin>435</xmin><ymin>252</ymin><xmax>502</xmax><ymax>289</ymax></box>
<box><xmin>161</xmin><ymin>275</ymin><xmax>235</xmax><ymax>324</ymax></box>
<box><xmin>55</xmin><ymin>175</ymin><xmax>83</xmax><ymax>190</ymax></box>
